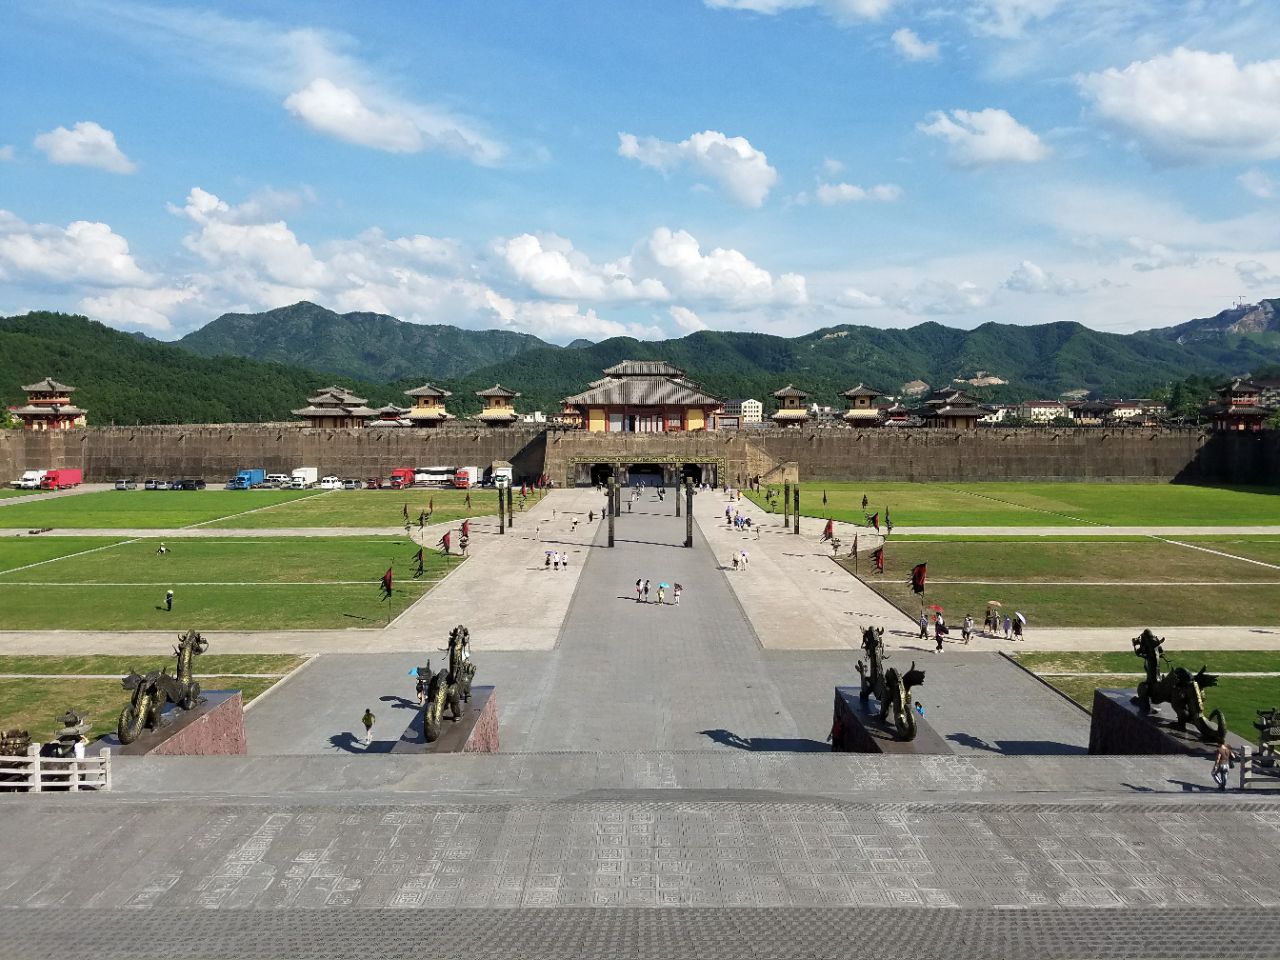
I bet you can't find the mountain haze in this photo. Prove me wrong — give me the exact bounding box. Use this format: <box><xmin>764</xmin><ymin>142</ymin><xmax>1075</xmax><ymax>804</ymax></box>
<box><xmin>178</xmin><ymin>302</ymin><xmax>551</xmax><ymax>382</ymax></box>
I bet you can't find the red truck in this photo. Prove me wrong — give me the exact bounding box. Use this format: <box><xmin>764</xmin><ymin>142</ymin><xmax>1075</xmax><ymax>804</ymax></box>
<box><xmin>389</xmin><ymin>467</ymin><xmax>415</xmax><ymax>490</ymax></box>
<box><xmin>40</xmin><ymin>468</ymin><xmax>83</xmax><ymax>490</ymax></box>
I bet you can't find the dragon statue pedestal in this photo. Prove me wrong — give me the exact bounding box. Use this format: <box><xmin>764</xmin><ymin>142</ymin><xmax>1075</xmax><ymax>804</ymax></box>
<box><xmin>392</xmin><ymin>686</ymin><xmax>498</xmax><ymax>754</ymax></box>
<box><xmin>1089</xmin><ymin>689</ymin><xmax>1244</xmax><ymax>758</ymax></box>
<box><xmin>831</xmin><ymin>686</ymin><xmax>952</xmax><ymax>755</ymax></box>
<box><xmin>98</xmin><ymin>690</ymin><xmax>247</xmax><ymax>757</ymax></box>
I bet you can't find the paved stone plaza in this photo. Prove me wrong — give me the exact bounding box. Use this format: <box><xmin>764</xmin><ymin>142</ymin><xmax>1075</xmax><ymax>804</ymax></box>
<box><xmin>3</xmin><ymin>486</ymin><xmax>1280</xmax><ymax>958</ymax></box>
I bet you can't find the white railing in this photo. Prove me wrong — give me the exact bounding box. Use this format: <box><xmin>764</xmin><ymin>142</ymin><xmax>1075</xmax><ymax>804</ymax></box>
<box><xmin>1239</xmin><ymin>744</ymin><xmax>1279</xmax><ymax>790</ymax></box>
<box><xmin>0</xmin><ymin>746</ymin><xmax>111</xmax><ymax>792</ymax></box>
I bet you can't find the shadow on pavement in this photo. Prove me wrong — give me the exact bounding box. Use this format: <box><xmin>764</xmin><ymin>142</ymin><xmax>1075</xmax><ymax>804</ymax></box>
<box><xmin>946</xmin><ymin>732</ymin><xmax>1088</xmax><ymax>756</ymax></box>
<box><xmin>328</xmin><ymin>732</ymin><xmax>394</xmax><ymax>754</ymax></box>
<box><xmin>379</xmin><ymin>694</ymin><xmax>419</xmax><ymax>711</ymax></box>
<box><xmin>699</xmin><ymin>728</ymin><xmax>830</xmax><ymax>753</ymax></box>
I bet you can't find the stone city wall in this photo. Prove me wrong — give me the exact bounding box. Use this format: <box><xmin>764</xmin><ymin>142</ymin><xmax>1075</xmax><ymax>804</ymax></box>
<box><xmin>1</xmin><ymin>423</ymin><xmax>1277</xmax><ymax>485</ymax></box>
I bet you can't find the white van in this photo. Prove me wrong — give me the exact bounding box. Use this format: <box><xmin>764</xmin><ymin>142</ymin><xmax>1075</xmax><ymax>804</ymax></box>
<box><xmin>318</xmin><ymin>476</ymin><xmax>342</xmax><ymax>490</ymax></box>
<box><xmin>265</xmin><ymin>473</ymin><xmax>290</xmax><ymax>488</ymax></box>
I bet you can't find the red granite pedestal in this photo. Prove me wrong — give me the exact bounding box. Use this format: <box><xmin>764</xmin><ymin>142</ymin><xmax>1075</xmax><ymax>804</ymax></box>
<box><xmin>393</xmin><ymin>686</ymin><xmax>499</xmax><ymax>754</ymax></box>
<box><xmin>98</xmin><ymin>690</ymin><xmax>247</xmax><ymax>757</ymax></box>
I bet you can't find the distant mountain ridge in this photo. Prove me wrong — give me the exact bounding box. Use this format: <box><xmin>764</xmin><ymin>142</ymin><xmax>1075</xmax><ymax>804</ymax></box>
<box><xmin>1141</xmin><ymin>299</ymin><xmax>1280</xmax><ymax>345</ymax></box>
<box><xmin>177</xmin><ymin>302</ymin><xmax>551</xmax><ymax>382</ymax></box>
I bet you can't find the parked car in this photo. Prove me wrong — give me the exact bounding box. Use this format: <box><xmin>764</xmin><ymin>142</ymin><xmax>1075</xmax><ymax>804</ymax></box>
<box><xmin>342</xmin><ymin>478</ymin><xmax>362</xmax><ymax>490</ymax></box>
<box><xmin>265</xmin><ymin>473</ymin><xmax>291</xmax><ymax>488</ymax></box>
<box><xmin>143</xmin><ymin>478</ymin><xmax>160</xmax><ymax>490</ymax></box>
<box><xmin>152</xmin><ymin>479</ymin><xmax>172</xmax><ymax>490</ymax></box>
<box><xmin>114</xmin><ymin>478</ymin><xmax>137</xmax><ymax>490</ymax></box>
<box><xmin>174</xmin><ymin>478</ymin><xmax>207</xmax><ymax>491</ymax></box>
<box><xmin>366</xmin><ymin>477</ymin><xmax>382</xmax><ymax>489</ymax></box>
<box><xmin>318</xmin><ymin>476</ymin><xmax>342</xmax><ymax>490</ymax></box>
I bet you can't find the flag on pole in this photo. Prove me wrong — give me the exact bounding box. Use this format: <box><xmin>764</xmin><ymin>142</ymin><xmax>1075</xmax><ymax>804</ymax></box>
<box><xmin>885</xmin><ymin>507</ymin><xmax>893</xmax><ymax>534</ymax></box>
<box><xmin>437</xmin><ymin>531</ymin><xmax>451</xmax><ymax>555</ymax></box>
<box><xmin>854</xmin><ymin>533</ymin><xmax>859</xmax><ymax>556</ymax></box>
<box><xmin>380</xmin><ymin>566</ymin><xmax>394</xmax><ymax>600</ymax></box>
<box><xmin>412</xmin><ymin>547</ymin><xmax>424</xmax><ymax>579</ymax></box>
<box><xmin>821</xmin><ymin>519</ymin><xmax>834</xmax><ymax>542</ymax></box>
<box><xmin>872</xmin><ymin>546</ymin><xmax>884</xmax><ymax>573</ymax></box>
<box><xmin>462</xmin><ymin>519</ymin><xmax>471</xmax><ymax>538</ymax></box>
<box><xmin>429</xmin><ymin>497</ymin><xmax>434</xmax><ymax>512</ymax></box>
<box><xmin>402</xmin><ymin>503</ymin><xmax>409</xmax><ymax>521</ymax></box>
<box><xmin>910</xmin><ymin>562</ymin><xmax>927</xmax><ymax>594</ymax></box>
<box><xmin>823</xmin><ymin>490</ymin><xmax>828</xmax><ymax>506</ymax></box>
<box><xmin>869</xmin><ymin>512</ymin><xmax>880</xmax><ymax>532</ymax></box>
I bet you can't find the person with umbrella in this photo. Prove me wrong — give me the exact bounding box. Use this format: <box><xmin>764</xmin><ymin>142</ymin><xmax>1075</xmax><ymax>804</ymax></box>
<box><xmin>930</xmin><ymin>605</ymin><xmax>947</xmax><ymax>653</ymax></box>
<box><xmin>657</xmin><ymin>582</ymin><xmax>668</xmax><ymax>604</ymax></box>
<box><xmin>1013</xmin><ymin>612</ymin><xmax>1026</xmax><ymax>641</ymax></box>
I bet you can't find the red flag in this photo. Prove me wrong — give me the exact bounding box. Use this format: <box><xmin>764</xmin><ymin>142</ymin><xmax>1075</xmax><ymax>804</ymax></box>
<box><xmin>870</xmin><ymin>512</ymin><xmax>879</xmax><ymax>532</ymax></box>
<box><xmin>910</xmin><ymin>562</ymin><xmax>927</xmax><ymax>594</ymax></box>
<box><xmin>461</xmin><ymin>519</ymin><xmax>470</xmax><ymax>538</ymax></box>
<box><xmin>413</xmin><ymin>548</ymin><xmax>423</xmax><ymax>565</ymax></box>
<box><xmin>821</xmin><ymin>519</ymin><xmax>833</xmax><ymax>541</ymax></box>
<box><xmin>380</xmin><ymin>566</ymin><xmax>393</xmax><ymax>599</ymax></box>
<box><xmin>438</xmin><ymin>532</ymin><xmax>451</xmax><ymax>554</ymax></box>
<box><xmin>872</xmin><ymin>547</ymin><xmax>884</xmax><ymax>573</ymax></box>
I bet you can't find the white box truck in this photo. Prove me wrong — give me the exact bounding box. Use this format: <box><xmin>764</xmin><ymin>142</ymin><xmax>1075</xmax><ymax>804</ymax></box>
<box><xmin>489</xmin><ymin>461</ymin><xmax>513</xmax><ymax>488</ymax></box>
<box><xmin>291</xmin><ymin>466</ymin><xmax>319</xmax><ymax>489</ymax></box>
<box><xmin>11</xmin><ymin>469</ymin><xmax>47</xmax><ymax>489</ymax></box>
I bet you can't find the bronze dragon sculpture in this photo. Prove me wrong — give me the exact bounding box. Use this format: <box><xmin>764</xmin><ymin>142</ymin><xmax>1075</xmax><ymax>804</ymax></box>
<box><xmin>422</xmin><ymin>625</ymin><xmax>476</xmax><ymax>743</ymax></box>
<box><xmin>117</xmin><ymin>629</ymin><xmax>208</xmax><ymax>744</ymax></box>
<box><xmin>1131</xmin><ymin>628</ymin><xmax>1227</xmax><ymax>744</ymax></box>
<box><xmin>856</xmin><ymin>625</ymin><xmax>925</xmax><ymax>741</ymax></box>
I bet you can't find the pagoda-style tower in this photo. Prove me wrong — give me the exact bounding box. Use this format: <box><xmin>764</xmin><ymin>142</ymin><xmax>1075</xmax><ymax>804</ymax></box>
<box><xmin>475</xmin><ymin>384</ymin><xmax>521</xmax><ymax>426</ymax></box>
<box><xmin>292</xmin><ymin>386</ymin><xmax>376</xmax><ymax>428</ymax></box>
<box><xmin>770</xmin><ymin>384</ymin><xmax>809</xmax><ymax>427</ymax></box>
<box><xmin>1203</xmin><ymin>379</ymin><xmax>1268</xmax><ymax>432</ymax></box>
<box><xmin>403</xmin><ymin>384</ymin><xmax>455</xmax><ymax>427</ymax></box>
<box><xmin>842</xmin><ymin>384</ymin><xmax>884</xmax><ymax>426</ymax></box>
<box><xmin>11</xmin><ymin>377</ymin><xmax>86</xmax><ymax>431</ymax></box>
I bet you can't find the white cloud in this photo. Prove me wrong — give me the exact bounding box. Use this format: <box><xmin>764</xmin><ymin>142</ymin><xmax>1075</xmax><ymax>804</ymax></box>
<box><xmin>618</xmin><ymin>130</ymin><xmax>778</xmax><ymax>207</ymax></box>
<box><xmin>970</xmin><ymin>0</ymin><xmax>1061</xmax><ymax>39</ymax></box>
<box><xmin>837</xmin><ymin>286</ymin><xmax>885</xmax><ymax>308</ymax></box>
<box><xmin>495</xmin><ymin>233</ymin><xmax>669</xmax><ymax>302</ymax></box>
<box><xmin>283</xmin><ymin>78</ymin><xmax>502</xmax><ymax>162</ymax></box>
<box><xmin>482</xmin><ymin>293</ymin><xmax>664</xmax><ymax>341</ymax></box>
<box><xmin>1239</xmin><ymin>169</ymin><xmax>1277</xmax><ymax>199</ymax></box>
<box><xmin>891</xmin><ymin>27</ymin><xmax>939</xmax><ymax>61</ymax></box>
<box><xmin>918</xmin><ymin>108</ymin><xmax>1049</xmax><ymax>166</ymax></box>
<box><xmin>893</xmin><ymin>278</ymin><xmax>993</xmax><ymax>314</ymax></box>
<box><xmin>815</xmin><ymin>181</ymin><xmax>901</xmax><ymax>204</ymax></box>
<box><xmin>1127</xmin><ymin>236</ymin><xmax>1203</xmax><ymax>272</ymax></box>
<box><xmin>0</xmin><ymin>146</ymin><xmax>13</xmax><ymax>161</ymax></box>
<box><xmin>821</xmin><ymin>158</ymin><xmax>845</xmax><ymax>177</ymax></box>
<box><xmin>669</xmin><ymin>305</ymin><xmax>708</xmax><ymax>332</ymax></box>
<box><xmin>32</xmin><ymin>121</ymin><xmax>137</xmax><ymax>174</ymax></box>
<box><xmin>1236</xmin><ymin>260</ymin><xmax>1280</xmax><ymax>288</ymax></box>
<box><xmin>1003</xmin><ymin>260</ymin><xmax>1083</xmax><ymax>295</ymax></box>
<box><xmin>704</xmin><ymin>0</ymin><xmax>895</xmax><ymax>20</ymax></box>
<box><xmin>0</xmin><ymin>210</ymin><xmax>151</xmax><ymax>287</ymax></box>
<box><xmin>1078</xmin><ymin>49</ymin><xmax>1280</xmax><ymax>164</ymax></box>
<box><xmin>638</xmin><ymin>227</ymin><xmax>807</xmax><ymax>307</ymax></box>
<box><xmin>78</xmin><ymin>286</ymin><xmax>197</xmax><ymax>332</ymax></box>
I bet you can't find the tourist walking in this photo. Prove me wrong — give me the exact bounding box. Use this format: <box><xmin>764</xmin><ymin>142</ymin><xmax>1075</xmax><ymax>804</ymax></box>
<box><xmin>572</xmin><ymin>517</ymin><xmax>579</xmax><ymax>533</ymax></box>
<box><xmin>560</xmin><ymin>551</ymin><xmax>568</xmax><ymax>569</ymax></box>
<box><xmin>918</xmin><ymin>614</ymin><xmax>928</xmax><ymax>640</ymax></box>
<box><xmin>674</xmin><ymin>583</ymin><xmax>682</xmax><ymax>606</ymax></box>
<box><xmin>552</xmin><ymin>553</ymin><xmax>560</xmax><ymax>571</ymax></box>
<box><xmin>636</xmin><ymin>578</ymin><xmax>643</xmax><ymax>602</ymax></box>
<box><xmin>156</xmin><ymin>542</ymin><xmax>168</xmax><ymax>555</ymax></box>
<box><xmin>934</xmin><ymin>615</ymin><xmax>946</xmax><ymax>653</ymax></box>
<box><xmin>962</xmin><ymin>615</ymin><xmax>974</xmax><ymax>645</ymax></box>
<box><xmin>740</xmin><ymin>549</ymin><xmax>749</xmax><ymax>568</ymax></box>
<box><xmin>1012</xmin><ymin>615</ymin><xmax>1024</xmax><ymax>641</ymax></box>
<box><xmin>1212</xmin><ymin>741</ymin><xmax>1234</xmax><ymax>791</ymax></box>
<box><xmin>360</xmin><ymin>708</ymin><xmax>375</xmax><ymax>747</ymax></box>
<box><xmin>415</xmin><ymin>676</ymin><xmax>425</xmax><ymax>706</ymax></box>
<box><xmin>1003</xmin><ymin>615</ymin><xmax>1012</xmax><ymax>640</ymax></box>
<box><xmin>657</xmin><ymin>583</ymin><xmax>665</xmax><ymax>604</ymax></box>
<box><xmin>164</xmin><ymin>589</ymin><xmax>174</xmax><ymax>612</ymax></box>
<box><xmin>643</xmin><ymin>579</ymin><xmax>651</xmax><ymax>603</ymax></box>
<box><xmin>732</xmin><ymin>553</ymin><xmax>740</xmax><ymax>571</ymax></box>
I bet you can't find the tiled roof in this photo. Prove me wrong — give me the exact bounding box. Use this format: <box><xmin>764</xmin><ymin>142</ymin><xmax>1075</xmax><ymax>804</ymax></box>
<box><xmin>476</xmin><ymin>384</ymin><xmax>520</xmax><ymax>398</ymax></box>
<box><xmin>842</xmin><ymin>384</ymin><xmax>881</xmax><ymax>398</ymax></box>
<box><xmin>404</xmin><ymin>384</ymin><xmax>452</xmax><ymax>398</ymax></box>
<box><xmin>22</xmin><ymin>377</ymin><xmax>75</xmax><ymax>393</ymax></box>
<box><xmin>601</xmin><ymin>360</ymin><xmax>685</xmax><ymax>377</ymax></box>
<box><xmin>563</xmin><ymin>377</ymin><xmax>721</xmax><ymax>407</ymax></box>
<box><xmin>10</xmin><ymin>404</ymin><xmax>84</xmax><ymax>416</ymax></box>
<box><xmin>307</xmin><ymin>386</ymin><xmax>367</xmax><ymax>405</ymax></box>
<box><xmin>773</xmin><ymin>384</ymin><xmax>808</xmax><ymax>399</ymax></box>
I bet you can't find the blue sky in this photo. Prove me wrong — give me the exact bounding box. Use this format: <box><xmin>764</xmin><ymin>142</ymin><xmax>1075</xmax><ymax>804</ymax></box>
<box><xmin>2</xmin><ymin>0</ymin><xmax>1279</xmax><ymax>343</ymax></box>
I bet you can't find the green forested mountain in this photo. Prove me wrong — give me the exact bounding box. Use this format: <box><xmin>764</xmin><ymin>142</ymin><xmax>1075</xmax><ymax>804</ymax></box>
<box><xmin>177</xmin><ymin>301</ymin><xmax>550</xmax><ymax>381</ymax></box>
<box><xmin>0</xmin><ymin>312</ymin><xmax>399</xmax><ymax>425</ymax></box>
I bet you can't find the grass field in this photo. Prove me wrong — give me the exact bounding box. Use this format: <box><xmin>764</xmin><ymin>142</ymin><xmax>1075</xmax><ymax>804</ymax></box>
<box><xmin>206</xmin><ymin>487</ymin><xmax>506</xmax><ymax>528</ymax></box>
<box><xmin>0</xmin><ymin>653</ymin><xmax>305</xmax><ymax>741</ymax></box>
<box><xmin>1011</xmin><ymin>651</ymin><xmax>1280</xmax><ymax>740</ymax></box>
<box><xmin>850</xmin><ymin>536</ymin><xmax>1280</xmax><ymax>626</ymax></box>
<box><xmin>0</xmin><ymin>489</ymin><xmax>317</xmax><ymax>529</ymax></box>
<box><xmin>0</xmin><ymin>537</ymin><xmax>459</xmax><ymax>630</ymax></box>
<box><xmin>748</xmin><ymin>482</ymin><xmax>1280</xmax><ymax>527</ymax></box>
<box><xmin>0</xmin><ymin>489</ymin><xmax>40</xmax><ymax>499</ymax></box>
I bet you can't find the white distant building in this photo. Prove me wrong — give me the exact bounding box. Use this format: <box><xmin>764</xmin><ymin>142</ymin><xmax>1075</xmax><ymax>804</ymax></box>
<box><xmin>1016</xmin><ymin>400</ymin><xmax>1073</xmax><ymax>422</ymax></box>
<box><xmin>978</xmin><ymin>404</ymin><xmax>1009</xmax><ymax>423</ymax></box>
<box><xmin>723</xmin><ymin>398</ymin><xmax>763</xmax><ymax>423</ymax></box>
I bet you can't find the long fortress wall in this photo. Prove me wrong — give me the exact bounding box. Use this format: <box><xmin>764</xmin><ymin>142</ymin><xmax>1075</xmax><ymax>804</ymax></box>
<box><xmin>0</xmin><ymin>424</ymin><xmax>1276</xmax><ymax>486</ymax></box>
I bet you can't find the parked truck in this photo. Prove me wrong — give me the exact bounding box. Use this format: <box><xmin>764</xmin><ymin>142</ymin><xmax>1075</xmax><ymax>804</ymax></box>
<box><xmin>488</xmin><ymin>461</ymin><xmax>513</xmax><ymax>488</ymax></box>
<box><xmin>10</xmin><ymin>469</ymin><xmax>47</xmax><ymax>489</ymax></box>
<box><xmin>290</xmin><ymin>466</ymin><xmax>319</xmax><ymax>489</ymax></box>
<box><xmin>389</xmin><ymin>467</ymin><xmax>415</xmax><ymax>490</ymax></box>
<box><xmin>39</xmin><ymin>468</ymin><xmax>82</xmax><ymax>490</ymax></box>
<box><xmin>453</xmin><ymin>466</ymin><xmax>481</xmax><ymax>489</ymax></box>
<box><xmin>226</xmin><ymin>468</ymin><xmax>266</xmax><ymax>490</ymax></box>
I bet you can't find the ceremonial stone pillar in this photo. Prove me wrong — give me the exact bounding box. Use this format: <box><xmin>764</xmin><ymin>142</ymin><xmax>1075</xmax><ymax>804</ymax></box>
<box><xmin>498</xmin><ymin>487</ymin><xmax>505</xmax><ymax>534</ymax></box>
<box><xmin>675</xmin><ymin>478</ymin><xmax>681</xmax><ymax>517</ymax></box>
<box><xmin>784</xmin><ymin>481</ymin><xmax>791</xmax><ymax>524</ymax></box>
<box><xmin>608</xmin><ymin>479</ymin><xmax>616</xmax><ymax>547</ymax></box>
<box><xmin>506</xmin><ymin>485</ymin><xmax>514</xmax><ymax>527</ymax></box>
<box><xmin>793</xmin><ymin>485</ymin><xmax>800</xmax><ymax>535</ymax></box>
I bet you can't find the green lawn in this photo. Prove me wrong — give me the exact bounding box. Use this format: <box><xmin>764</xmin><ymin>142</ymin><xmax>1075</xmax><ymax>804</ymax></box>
<box><xmin>206</xmin><ymin>488</ymin><xmax>502</xmax><ymax>528</ymax></box>
<box><xmin>0</xmin><ymin>537</ymin><xmax>460</xmax><ymax>629</ymax></box>
<box><xmin>0</xmin><ymin>653</ymin><xmax>306</xmax><ymax>676</ymax></box>
<box><xmin>749</xmin><ymin>482</ymin><xmax>1280</xmax><ymax>527</ymax></box>
<box><xmin>1013</xmin><ymin>650</ymin><xmax>1280</xmax><ymax>675</ymax></box>
<box><xmin>0</xmin><ymin>488</ymin><xmax>41</xmax><ymax>499</ymax></box>
<box><xmin>0</xmin><ymin>676</ymin><xmax>282</xmax><ymax>743</ymax></box>
<box><xmin>0</xmin><ymin>489</ymin><xmax>317</xmax><ymax>529</ymax></box>
<box><xmin>0</xmin><ymin>537</ymin><xmax>127</xmax><ymax>573</ymax></box>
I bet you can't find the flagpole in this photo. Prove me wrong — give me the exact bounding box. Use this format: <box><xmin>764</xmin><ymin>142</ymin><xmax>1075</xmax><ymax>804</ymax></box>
<box><xmin>387</xmin><ymin>558</ymin><xmax>393</xmax><ymax>626</ymax></box>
